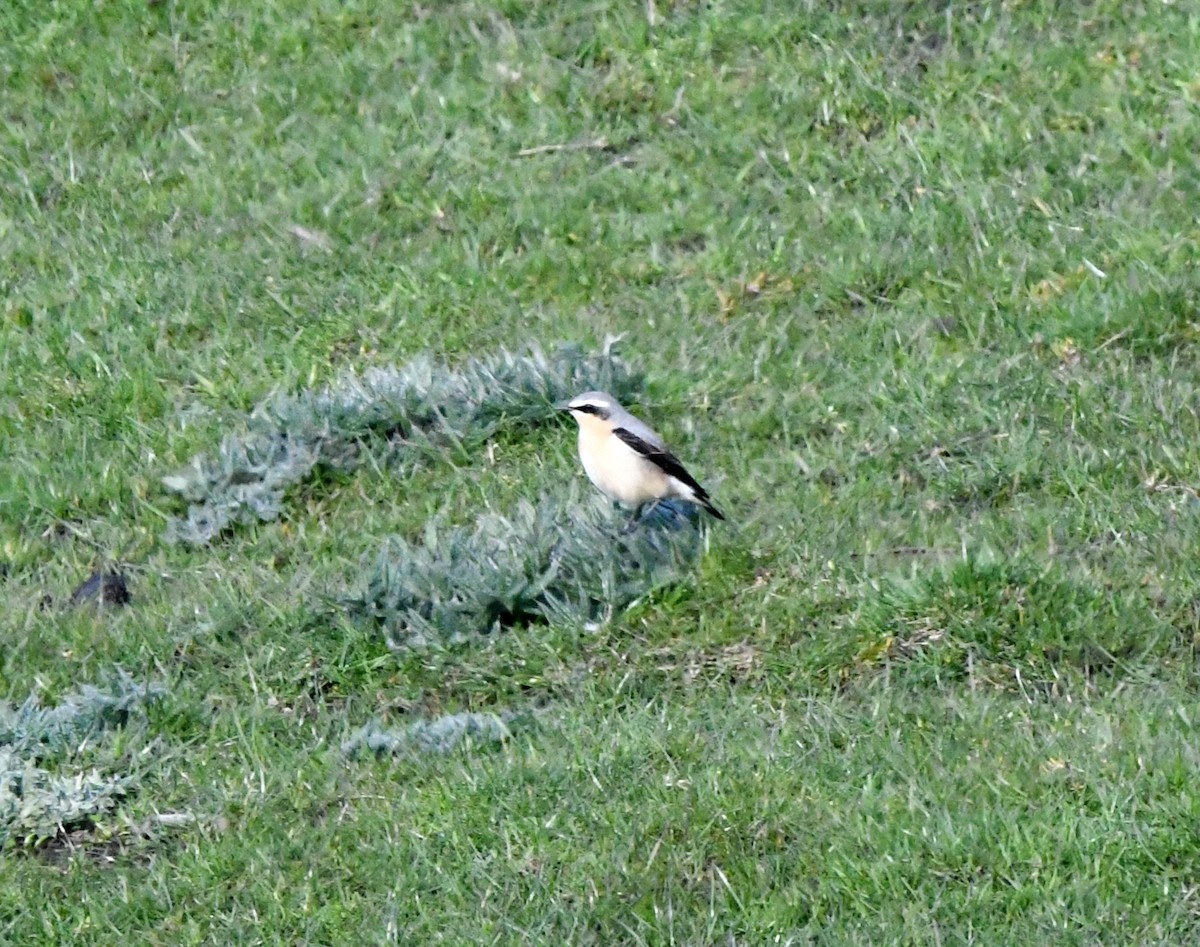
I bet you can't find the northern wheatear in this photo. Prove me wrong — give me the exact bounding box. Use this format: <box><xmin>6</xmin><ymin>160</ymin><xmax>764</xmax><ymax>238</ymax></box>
<box><xmin>562</xmin><ymin>391</ymin><xmax>724</xmax><ymax>523</ymax></box>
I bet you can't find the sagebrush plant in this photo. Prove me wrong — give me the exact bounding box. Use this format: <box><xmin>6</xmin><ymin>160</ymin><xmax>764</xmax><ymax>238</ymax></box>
<box><xmin>342</xmin><ymin>711</ymin><xmax>518</xmax><ymax>757</ymax></box>
<box><xmin>163</xmin><ymin>342</ymin><xmax>637</xmax><ymax>544</ymax></box>
<box><xmin>345</xmin><ymin>492</ymin><xmax>705</xmax><ymax>648</ymax></box>
<box><xmin>0</xmin><ymin>674</ymin><xmax>162</xmax><ymax>850</ymax></box>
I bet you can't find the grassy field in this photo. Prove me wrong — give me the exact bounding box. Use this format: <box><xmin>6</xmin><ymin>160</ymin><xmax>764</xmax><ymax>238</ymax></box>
<box><xmin>3</xmin><ymin>0</ymin><xmax>1200</xmax><ymax>942</ymax></box>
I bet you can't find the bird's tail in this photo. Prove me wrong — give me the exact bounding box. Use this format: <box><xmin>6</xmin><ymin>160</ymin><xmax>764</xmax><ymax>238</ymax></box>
<box><xmin>698</xmin><ymin>495</ymin><xmax>725</xmax><ymax>521</ymax></box>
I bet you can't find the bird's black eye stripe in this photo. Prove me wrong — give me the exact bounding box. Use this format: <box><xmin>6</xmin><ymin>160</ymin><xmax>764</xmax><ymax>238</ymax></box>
<box><xmin>572</xmin><ymin>404</ymin><xmax>609</xmax><ymax>419</ymax></box>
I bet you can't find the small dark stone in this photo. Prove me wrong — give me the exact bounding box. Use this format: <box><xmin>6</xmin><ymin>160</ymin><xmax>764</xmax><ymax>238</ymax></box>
<box><xmin>69</xmin><ymin>571</ymin><xmax>132</xmax><ymax>608</ymax></box>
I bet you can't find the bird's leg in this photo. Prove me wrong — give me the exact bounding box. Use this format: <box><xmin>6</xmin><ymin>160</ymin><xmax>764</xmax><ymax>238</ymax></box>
<box><xmin>621</xmin><ymin>500</ymin><xmax>662</xmax><ymax>535</ymax></box>
<box><xmin>620</xmin><ymin>503</ymin><xmax>646</xmax><ymax>535</ymax></box>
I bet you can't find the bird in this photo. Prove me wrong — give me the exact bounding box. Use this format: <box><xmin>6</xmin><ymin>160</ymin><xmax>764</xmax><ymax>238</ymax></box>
<box><xmin>561</xmin><ymin>391</ymin><xmax>724</xmax><ymax>526</ymax></box>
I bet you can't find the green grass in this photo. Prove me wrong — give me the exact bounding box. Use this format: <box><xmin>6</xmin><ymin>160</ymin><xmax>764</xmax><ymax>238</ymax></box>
<box><xmin>3</xmin><ymin>0</ymin><xmax>1200</xmax><ymax>941</ymax></box>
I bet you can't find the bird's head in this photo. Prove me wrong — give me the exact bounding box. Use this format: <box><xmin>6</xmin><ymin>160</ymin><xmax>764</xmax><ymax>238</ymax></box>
<box><xmin>561</xmin><ymin>391</ymin><xmax>618</xmax><ymax>425</ymax></box>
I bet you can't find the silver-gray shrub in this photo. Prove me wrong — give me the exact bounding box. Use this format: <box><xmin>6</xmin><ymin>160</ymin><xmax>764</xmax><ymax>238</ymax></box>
<box><xmin>164</xmin><ymin>342</ymin><xmax>637</xmax><ymax>545</ymax></box>
<box><xmin>0</xmin><ymin>673</ymin><xmax>163</xmax><ymax>849</ymax></box>
<box><xmin>342</xmin><ymin>711</ymin><xmax>516</xmax><ymax>757</ymax></box>
<box><xmin>345</xmin><ymin>493</ymin><xmax>705</xmax><ymax>649</ymax></box>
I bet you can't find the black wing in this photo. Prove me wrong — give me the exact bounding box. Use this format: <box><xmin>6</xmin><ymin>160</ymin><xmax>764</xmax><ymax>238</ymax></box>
<box><xmin>612</xmin><ymin>426</ymin><xmax>712</xmax><ymax>502</ymax></box>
